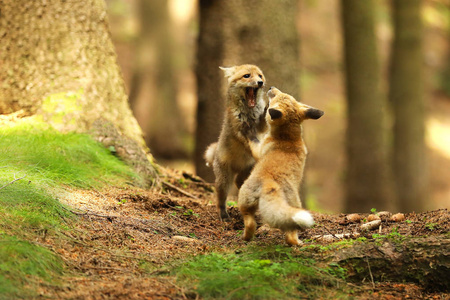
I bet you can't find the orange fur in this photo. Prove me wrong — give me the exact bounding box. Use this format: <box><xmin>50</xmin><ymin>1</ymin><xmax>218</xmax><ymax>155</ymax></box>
<box><xmin>238</xmin><ymin>87</ymin><xmax>323</xmax><ymax>246</ymax></box>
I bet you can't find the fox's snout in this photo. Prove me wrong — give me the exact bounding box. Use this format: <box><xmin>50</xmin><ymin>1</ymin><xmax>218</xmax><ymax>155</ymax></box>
<box><xmin>257</xmin><ymin>80</ymin><xmax>264</xmax><ymax>87</ymax></box>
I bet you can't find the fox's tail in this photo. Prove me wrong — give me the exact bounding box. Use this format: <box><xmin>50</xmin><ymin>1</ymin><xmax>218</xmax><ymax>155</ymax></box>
<box><xmin>259</xmin><ymin>197</ymin><xmax>314</xmax><ymax>231</ymax></box>
<box><xmin>204</xmin><ymin>142</ymin><xmax>217</xmax><ymax>167</ymax></box>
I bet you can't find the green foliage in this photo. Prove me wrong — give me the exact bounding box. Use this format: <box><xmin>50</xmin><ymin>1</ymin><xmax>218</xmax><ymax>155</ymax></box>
<box><xmin>425</xmin><ymin>223</ymin><xmax>438</xmax><ymax>231</ymax></box>
<box><xmin>176</xmin><ymin>246</ymin><xmax>350</xmax><ymax>299</ymax></box>
<box><xmin>226</xmin><ymin>201</ymin><xmax>237</xmax><ymax>207</ymax></box>
<box><xmin>372</xmin><ymin>227</ymin><xmax>404</xmax><ymax>244</ymax></box>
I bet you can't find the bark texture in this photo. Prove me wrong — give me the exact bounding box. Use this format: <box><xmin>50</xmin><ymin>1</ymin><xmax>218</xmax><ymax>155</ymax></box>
<box><xmin>0</xmin><ymin>0</ymin><xmax>157</xmax><ymax>183</ymax></box>
<box><xmin>334</xmin><ymin>236</ymin><xmax>450</xmax><ymax>292</ymax></box>
<box><xmin>222</xmin><ymin>0</ymin><xmax>300</xmax><ymax>100</ymax></box>
<box><xmin>340</xmin><ymin>0</ymin><xmax>391</xmax><ymax>212</ymax></box>
<box><xmin>389</xmin><ymin>0</ymin><xmax>426</xmax><ymax>212</ymax></box>
<box><xmin>194</xmin><ymin>0</ymin><xmax>225</xmax><ymax>182</ymax></box>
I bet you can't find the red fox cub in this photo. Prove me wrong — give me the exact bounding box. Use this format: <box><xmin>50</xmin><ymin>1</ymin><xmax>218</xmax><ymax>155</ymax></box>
<box><xmin>204</xmin><ymin>64</ymin><xmax>268</xmax><ymax>220</ymax></box>
<box><xmin>238</xmin><ymin>87</ymin><xmax>323</xmax><ymax>246</ymax></box>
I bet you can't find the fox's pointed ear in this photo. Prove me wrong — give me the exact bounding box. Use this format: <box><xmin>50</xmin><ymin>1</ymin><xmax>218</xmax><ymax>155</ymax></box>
<box><xmin>219</xmin><ymin>66</ymin><xmax>236</xmax><ymax>78</ymax></box>
<box><xmin>305</xmin><ymin>108</ymin><xmax>324</xmax><ymax>120</ymax></box>
<box><xmin>267</xmin><ymin>87</ymin><xmax>281</xmax><ymax>100</ymax></box>
<box><xmin>269</xmin><ymin>108</ymin><xmax>283</xmax><ymax>120</ymax></box>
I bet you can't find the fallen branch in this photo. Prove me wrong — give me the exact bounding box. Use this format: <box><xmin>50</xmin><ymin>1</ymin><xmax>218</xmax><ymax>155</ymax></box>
<box><xmin>0</xmin><ymin>174</ymin><xmax>27</xmax><ymax>191</ymax></box>
<box><xmin>333</xmin><ymin>236</ymin><xmax>449</xmax><ymax>291</ymax></box>
<box><xmin>360</xmin><ymin>220</ymin><xmax>381</xmax><ymax>231</ymax></box>
<box><xmin>162</xmin><ymin>181</ymin><xmax>198</xmax><ymax>199</ymax></box>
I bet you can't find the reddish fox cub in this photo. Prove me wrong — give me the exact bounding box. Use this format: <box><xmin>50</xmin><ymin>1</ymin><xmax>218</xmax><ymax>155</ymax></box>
<box><xmin>204</xmin><ymin>64</ymin><xmax>268</xmax><ymax>220</ymax></box>
<box><xmin>238</xmin><ymin>87</ymin><xmax>324</xmax><ymax>246</ymax></box>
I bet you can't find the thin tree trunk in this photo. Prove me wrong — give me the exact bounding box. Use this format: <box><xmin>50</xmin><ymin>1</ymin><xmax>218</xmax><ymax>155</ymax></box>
<box><xmin>130</xmin><ymin>0</ymin><xmax>188</xmax><ymax>160</ymax></box>
<box><xmin>340</xmin><ymin>0</ymin><xmax>391</xmax><ymax>212</ymax></box>
<box><xmin>194</xmin><ymin>0</ymin><xmax>225</xmax><ymax>182</ymax></box>
<box><xmin>389</xmin><ymin>0</ymin><xmax>426</xmax><ymax>212</ymax></box>
<box><xmin>441</xmin><ymin>3</ymin><xmax>450</xmax><ymax>97</ymax></box>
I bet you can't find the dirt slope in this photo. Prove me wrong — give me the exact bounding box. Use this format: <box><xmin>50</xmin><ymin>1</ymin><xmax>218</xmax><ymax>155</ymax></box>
<box><xmin>37</xmin><ymin>170</ymin><xmax>449</xmax><ymax>299</ymax></box>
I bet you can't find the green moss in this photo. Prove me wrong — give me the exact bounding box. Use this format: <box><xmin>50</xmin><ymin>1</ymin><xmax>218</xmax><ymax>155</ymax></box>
<box><xmin>0</xmin><ymin>120</ymin><xmax>142</xmax><ymax>188</ymax></box>
<box><xmin>40</xmin><ymin>90</ymin><xmax>83</xmax><ymax>124</ymax></box>
<box><xmin>0</xmin><ymin>120</ymin><xmax>145</xmax><ymax>297</ymax></box>
<box><xmin>175</xmin><ymin>246</ymin><xmax>351</xmax><ymax>299</ymax></box>
<box><xmin>0</xmin><ymin>237</ymin><xmax>64</xmax><ymax>299</ymax></box>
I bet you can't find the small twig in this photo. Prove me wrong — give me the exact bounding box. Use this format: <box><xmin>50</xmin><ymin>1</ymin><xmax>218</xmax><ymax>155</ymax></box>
<box><xmin>162</xmin><ymin>181</ymin><xmax>198</xmax><ymax>199</ymax></box>
<box><xmin>0</xmin><ymin>174</ymin><xmax>27</xmax><ymax>191</ymax></box>
<box><xmin>321</xmin><ymin>223</ymin><xmax>340</xmax><ymax>240</ymax></box>
<box><xmin>365</xmin><ymin>256</ymin><xmax>375</xmax><ymax>289</ymax></box>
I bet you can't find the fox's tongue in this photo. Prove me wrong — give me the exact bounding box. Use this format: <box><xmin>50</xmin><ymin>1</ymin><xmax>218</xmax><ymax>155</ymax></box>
<box><xmin>246</xmin><ymin>88</ymin><xmax>256</xmax><ymax>108</ymax></box>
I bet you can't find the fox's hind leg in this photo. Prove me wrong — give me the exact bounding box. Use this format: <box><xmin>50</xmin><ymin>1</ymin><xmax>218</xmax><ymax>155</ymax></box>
<box><xmin>238</xmin><ymin>177</ymin><xmax>260</xmax><ymax>241</ymax></box>
<box><xmin>285</xmin><ymin>230</ymin><xmax>300</xmax><ymax>246</ymax></box>
<box><xmin>239</xmin><ymin>206</ymin><xmax>257</xmax><ymax>241</ymax></box>
<box><xmin>214</xmin><ymin>162</ymin><xmax>233</xmax><ymax>220</ymax></box>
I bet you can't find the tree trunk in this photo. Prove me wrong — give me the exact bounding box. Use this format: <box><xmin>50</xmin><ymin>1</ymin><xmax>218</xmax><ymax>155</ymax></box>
<box><xmin>194</xmin><ymin>0</ymin><xmax>301</xmax><ymax>182</ymax></box>
<box><xmin>0</xmin><ymin>0</ymin><xmax>157</xmax><ymax>183</ymax></box>
<box><xmin>222</xmin><ymin>0</ymin><xmax>300</xmax><ymax>100</ymax></box>
<box><xmin>441</xmin><ymin>3</ymin><xmax>450</xmax><ymax>97</ymax></box>
<box><xmin>130</xmin><ymin>0</ymin><xmax>188</xmax><ymax>160</ymax></box>
<box><xmin>389</xmin><ymin>0</ymin><xmax>426</xmax><ymax>212</ymax></box>
<box><xmin>340</xmin><ymin>0</ymin><xmax>392</xmax><ymax>212</ymax></box>
<box><xmin>194</xmin><ymin>0</ymin><xmax>226</xmax><ymax>182</ymax></box>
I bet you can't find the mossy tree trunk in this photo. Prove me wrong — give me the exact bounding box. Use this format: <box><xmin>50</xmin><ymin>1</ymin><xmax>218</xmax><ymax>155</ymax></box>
<box><xmin>340</xmin><ymin>0</ymin><xmax>392</xmax><ymax>212</ymax></box>
<box><xmin>389</xmin><ymin>0</ymin><xmax>426</xmax><ymax>212</ymax></box>
<box><xmin>0</xmin><ymin>0</ymin><xmax>157</xmax><ymax>183</ymax></box>
<box><xmin>194</xmin><ymin>0</ymin><xmax>225</xmax><ymax>182</ymax></box>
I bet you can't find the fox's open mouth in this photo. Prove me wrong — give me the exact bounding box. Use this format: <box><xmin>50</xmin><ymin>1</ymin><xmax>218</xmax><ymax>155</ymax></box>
<box><xmin>245</xmin><ymin>87</ymin><xmax>259</xmax><ymax>108</ymax></box>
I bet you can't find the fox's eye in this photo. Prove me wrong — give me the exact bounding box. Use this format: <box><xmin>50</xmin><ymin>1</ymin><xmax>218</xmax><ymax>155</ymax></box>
<box><xmin>243</xmin><ymin>74</ymin><xmax>250</xmax><ymax>78</ymax></box>
<box><xmin>258</xmin><ymin>74</ymin><xmax>263</xmax><ymax>79</ymax></box>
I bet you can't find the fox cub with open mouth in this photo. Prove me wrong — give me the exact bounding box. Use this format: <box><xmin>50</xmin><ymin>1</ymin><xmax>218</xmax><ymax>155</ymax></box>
<box><xmin>204</xmin><ymin>64</ymin><xmax>268</xmax><ymax>220</ymax></box>
<box><xmin>238</xmin><ymin>87</ymin><xmax>324</xmax><ymax>246</ymax></box>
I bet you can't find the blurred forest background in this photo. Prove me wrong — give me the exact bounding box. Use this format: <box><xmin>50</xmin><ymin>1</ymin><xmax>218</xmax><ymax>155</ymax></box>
<box><xmin>1</xmin><ymin>0</ymin><xmax>449</xmax><ymax>214</ymax></box>
<box><xmin>106</xmin><ymin>0</ymin><xmax>450</xmax><ymax>213</ymax></box>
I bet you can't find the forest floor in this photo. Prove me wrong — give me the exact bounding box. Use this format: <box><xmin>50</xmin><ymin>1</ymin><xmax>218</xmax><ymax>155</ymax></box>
<box><xmin>34</xmin><ymin>169</ymin><xmax>449</xmax><ymax>300</ymax></box>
